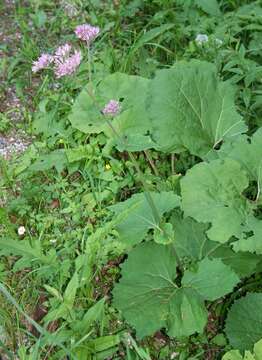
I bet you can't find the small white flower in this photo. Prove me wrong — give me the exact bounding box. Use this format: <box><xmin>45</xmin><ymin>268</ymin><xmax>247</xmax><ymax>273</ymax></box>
<box><xmin>18</xmin><ymin>226</ymin><xmax>26</xmax><ymax>236</ymax></box>
<box><xmin>195</xmin><ymin>33</ymin><xmax>209</xmax><ymax>45</ymax></box>
<box><xmin>171</xmin><ymin>353</ymin><xmax>179</xmax><ymax>359</ymax></box>
<box><xmin>49</xmin><ymin>239</ymin><xmax>57</xmax><ymax>244</ymax></box>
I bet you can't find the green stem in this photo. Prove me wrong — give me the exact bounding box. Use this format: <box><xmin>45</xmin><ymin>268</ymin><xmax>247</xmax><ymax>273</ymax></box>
<box><xmin>87</xmin><ymin>44</ymin><xmax>92</xmax><ymax>85</ymax></box>
<box><xmin>105</xmin><ymin>119</ymin><xmax>182</xmax><ymax>268</ymax></box>
<box><xmin>171</xmin><ymin>153</ymin><xmax>176</xmax><ymax>175</ymax></box>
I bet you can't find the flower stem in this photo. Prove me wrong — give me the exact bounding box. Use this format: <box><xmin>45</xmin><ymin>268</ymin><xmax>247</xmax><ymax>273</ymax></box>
<box><xmin>84</xmin><ymin>61</ymin><xmax>181</xmax><ymax>267</ymax></box>
<box><xmin>87</xmin><ymin>45</ymin><xmax>92</xmax><ymax>85</ymax></box>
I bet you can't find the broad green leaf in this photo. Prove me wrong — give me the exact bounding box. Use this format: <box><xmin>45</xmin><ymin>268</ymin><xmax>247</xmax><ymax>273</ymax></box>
<box><xmin>171</xmin><ymin>213</ymin><xmax>217</xmax><ymax>260</ymax></box>
<box><xmin>88</xmin><ymin>335</ymin><xmax>120</xmax><ymax>352</ymax></box>
<box><xmin>29</xmin><ymin>150</ymin><xmax>67</xmax><ymax>173</ymax></box>
<box><xmin>181</xmin><ymin>159</ymin><xmax>250</xmax><ymax>243</ymax></box>
<box><xmin>218</xmin><ymin>129</ymin><xmax>262</xmax><ymax>200</ymax></box>
<box><xmin>148</xmin><ymin>61</ymin><xmax>246</xmax><ymax>157</ymax></box>
<box><xmin>222</xmin><ymin>350</ymin><xmax>249</xmax><ymax>360</ymax></box>
<box><xmin>0</xmin><ymin>238</ymin><xmax>46</xmax><ymax>262</ymax></box>
<box><xmin>113</xmin><ymin>242</ymin><xmax>237</xmax><ymax>339</ymax></box>
<box><xmin>167</xmin><ymin>288</ymin><xmax>207</xmax><ymax>338</ymax></box>
<box><xmin>219</xmin><ymin>338</ymin><xmax>262</xmax><ymax>360</ymax></box>
<box><xmin>109</xmin><ymin>192</ymin><xmax>180</xmax><ymax>246</ymax></box>
<box><xmin>44</xmin><ymin>274</ymin><xmax>78</xmax><ymax>324</ymax></box>
<box><xmin>211</xmin><ymin>245</ymin><xmax>261</xmax><ymax>277</ymax></box>
<box><xmin>69</xmin><ymin>73</ymin><xmax>154</xmax><ymax>151</ymax></box>
<box><xmin>254</xmin><ymin>339</ymin><xmax>262</xmax><ymax>359</ymax></box>
<box><xmin>64</xmin><ymin>272</ymin><xmax>78</xmax><ymax>308</ymax></box>
<box><xmin>233</xmin><ymin>216</ymin><xmax>262</xmax><ymax>254</ymax></box>
<box><xmin>79</xmin><ymin>298</ymin><xmax>105</xmax><ymax>330</ymax></box>
<box><xmin>225</xmin><ymin>293</ymin><xmax>262</xmax><ymax>351</ymax></box>
<box><xmin>194</xmin><ymin>0</ymin><xmax>221</xmax><ymax>16</ymax></box>
<box><xmin>113</xmin><ymin>242</ymin><xmax>177</xmax><ymax>338</ymax></box>
<box><xmin>65</xmin><ymin>145</ymin><xmax>93</xmax><ymax>163</ymax></box>
<box><xmin>182</xmin><ymin>258</ymin><xmax>239</xmax><ymax>301</ymax></box>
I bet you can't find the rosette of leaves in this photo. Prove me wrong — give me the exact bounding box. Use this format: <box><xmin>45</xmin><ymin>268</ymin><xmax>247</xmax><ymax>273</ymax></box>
<box><xmin>148</xmin><ymin>60</ymin><xmax>247</xmax><ymax>157</ymax></box>
<box><xmin>113</xmin><ymin>242</ymin><xmax>239</xmax><ymax>338</ymax></box>
<box><xmin>69</xmin><ymin>72</ymin><xmax>155</xmax><ymax>151</ymax></box>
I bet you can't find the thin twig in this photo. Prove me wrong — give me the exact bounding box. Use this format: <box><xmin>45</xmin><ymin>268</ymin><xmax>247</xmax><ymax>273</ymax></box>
<box><xmin>171</xmin><ymin>153</ymin><xmax>176</xmax><ymax>175</ymax></box>
<box><xmin>144</xmin><ymin>150</ymin><xmax>159</xmax><ymax>176</ymax></box>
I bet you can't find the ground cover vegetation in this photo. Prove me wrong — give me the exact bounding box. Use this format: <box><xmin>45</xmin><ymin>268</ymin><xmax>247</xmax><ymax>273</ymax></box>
<box><xmin>1</xmin><ymin>0</ymin><xmax>262</xmax><ymax>359</ymax></box>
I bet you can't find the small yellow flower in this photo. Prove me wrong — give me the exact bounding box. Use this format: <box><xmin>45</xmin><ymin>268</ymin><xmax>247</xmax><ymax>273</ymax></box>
<box><xmin>105</xmin><ymin>164</ymin><xmax>111</xmax><ymax>170</ymax></box>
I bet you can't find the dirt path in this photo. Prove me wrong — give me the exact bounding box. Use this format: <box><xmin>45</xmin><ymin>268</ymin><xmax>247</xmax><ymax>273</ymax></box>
<box><xmin>0</xmin><ymin>0</ymin><xmax>31</xmax><ymax>160</ymax></box>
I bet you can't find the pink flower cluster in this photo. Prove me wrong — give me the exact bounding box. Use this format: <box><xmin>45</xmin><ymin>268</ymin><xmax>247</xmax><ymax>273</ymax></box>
<box><xmin>75</xmin><ymin>24</ymin><xmax>100</xmax><ymax>44</ymax></box>
<box><xmin>32</xmin><ymin>23</ymin><xmax>99</xmax><ymax>78</ymax></box>
<box><xmin>54</xmin><ymin>49</ymin><xmax>82</xmax><ymax>78</ymax></box>
<box><xmin>102</xmin><ymin>100</ymin><xmax>121</xmax><ymax>116</ymax></box>
<box><xmin>54</xmin><ymin>43</ymin><xmax>72</xmax><ymax>61</ymax></box>
<box><xmin>32</xmin><ymin>53</ymin><xmax>53</xmax><ymax>73</ymax></box>
<box><xmin>32</xmin><ymin>44</ymin><xmax>81</xmax><ymax>78</ymax></box>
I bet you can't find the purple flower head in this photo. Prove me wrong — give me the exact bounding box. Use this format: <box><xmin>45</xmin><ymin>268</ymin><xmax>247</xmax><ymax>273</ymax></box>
<box><xmin>75</xmin><ymin>24</ymin><xmax>100</xmax><ymax>44</ymax></box>
<box><xmin>54</xmin><ymin>43</ymin><xmax>72</xmax><ymax>64</ymax></box>
<box><xmin>32</xmin><ymin>53</ymin><xmax>53</xmax><ymax>73</ymax></box>
<box><xmin>102</xmin><ymin>100</ymin><xmax>121</xmax><ymax>116</ymax></box>
<box><xmin>54</xmin><ymin>50</ymin><xmax>82</xmax><ymax>78</ymax></box>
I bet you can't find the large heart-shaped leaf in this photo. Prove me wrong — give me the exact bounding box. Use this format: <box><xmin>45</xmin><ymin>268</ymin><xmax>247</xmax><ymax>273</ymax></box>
<box><xmin>171</xmin><ymin>213</ymin><xmax>217</xmax><ymax>260</ymax></box>
<box><xmin>225</xmin><ymin>293</ymin><xmax>262</xmax><ymax>351</ymax></box>
<box><xmin>218</xmin><ymin>128</ymin><xmax>262</xmax><ymax>200</ymax></box>
<box><xmin>148</xmin><ymin>60</ymin><xmax>247</xmax><ymax>157</ymax></box>
<box><xmin>69</xmin><ymin>73</ymin><xmax>154</xmax><ymax>151</ymax></box>
<box><xmin>181</xmin><ymin>159</ymin><xmax>251</xmax><ymax>243</ymax></box>
<box><xmin>113</xmin><ymin>242</ymin><xmax>239</xmax><ymax>339</ymax></box>
<box><xmin>113</xmin><ymin>242</ymin><xmax>177</xmax><ymax>338</ymax></box>
<box><xmin>182</xmin><ymin>258</ymin><xmax>239</xmax><ymax>301</ymax></box>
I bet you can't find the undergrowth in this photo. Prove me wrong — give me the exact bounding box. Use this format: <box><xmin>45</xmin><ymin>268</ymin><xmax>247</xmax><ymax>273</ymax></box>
<box><xmin>1</xmin><ymin>0</ymin><xmax>262</xmax><ymax>359</ymax></box>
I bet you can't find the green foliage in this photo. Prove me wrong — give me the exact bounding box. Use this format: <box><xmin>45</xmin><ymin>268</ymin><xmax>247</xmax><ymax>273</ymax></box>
<box><xmin>223</xmin><ymin>338</ymin><xmax>262</xmax><ymax>360</ymax></box>
<box><xmin>69</xmin><ymin>73</ymin><xmax>154</xmax><ymax>151</ymax></box>
<box><xmin>149</xmin><ymin>61</ymin><xmax>246</xmax><ymax>157</ymax></box>
<box><xmin>225</xmin><ymin>293</ymin><xmax>262</xmax><ymax>351</ymax></box>
<box><xmin>181</xmin><ymin>159</ymin><xmax>251</xmax><ymax>243</ymax></box>
<box><xmin>218</xmin><ymin>129</ymin><xmax>262</xmax><ymax>199</ymax></box>
<box><xmin>194</xmin><ymin>0</ymin><xmax>221</xmax><ymax>16</ymax></box>
<box><xmin>113</xmin><ymin>242</ymin><xmax>239</xmax><ymax>338</ymax></box>
<box><xmin>109</xmin><ymin>192</ymin><xmax>180</xmax><ymax>246</ymax></box>
<box><xmin>2</xmin><ymin>0</ymin><xmax>262</xmax><ymax>358</ymax></box>
<box><xmin>182</xmin><ymin>258</ymin><xmax>239</xmax><ymax>301</ymax></box>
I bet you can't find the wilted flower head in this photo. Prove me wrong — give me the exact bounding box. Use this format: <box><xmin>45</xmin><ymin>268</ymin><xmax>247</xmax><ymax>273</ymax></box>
<box><xmin>195</xmin><ymin>34</ymin><xmax>209</xmax><ymax>45</ymax></box>
<box><xmin>54</xmin><ymin>49</ymin><xmax>82</xmax><ymax>78</ymax></box>
<box><xmin>61</xmin><ymin>1</ymin><xmax>78</xmax><ymax>17</ymax></box>
<box><xmin>102</xmin><ymin>100</ymin><xmax>121</xmax><ymax>116</ymax></box>
<box><xmin>75</xmin><ymin>24</ymin><xmax>100</xmax><ymax>44</ymax></box>
<box><xmin>18</xmin><ymin>226</ymin><xmax>26</xmax><ymax>236</ymax></box>
<box><xmin>32</xmin><ymin>53</ymin><xmax>53</xmax><ymax>73</ymax></box>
